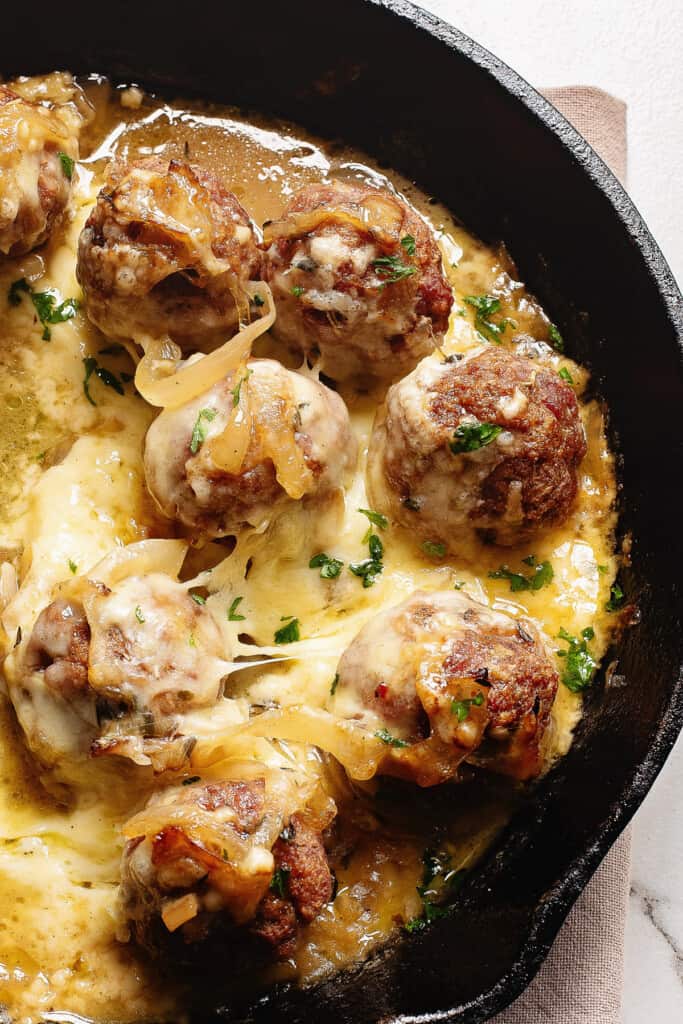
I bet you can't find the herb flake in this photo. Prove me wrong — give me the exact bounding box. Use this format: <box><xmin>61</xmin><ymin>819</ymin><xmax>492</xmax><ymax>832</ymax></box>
<box><xmin>358</xmin><ymin>508</ymin><xmax>388</xmax><ymax>530</ymax></box>
<box><xmin>274</xmin><ymin>617</ymin><xmax>300</xmax><ymax>644</ymax></box>
<box><xmin>464</xmin><ymin>294</ymin><xmax>516</xmax><ymax>345</ymax></box>
<box><xmin>190</xmin><ymin>407</ymin><xmax>217</xmax><ymax>454</ymax></box>
<box><xmin>556</xmin><ymin>626</ymin><xmax>598</xmax><ymax>693</ymax></box>
<box><xmin>449</xmin><ymin>422</ymin><xmax>502</xmax><ymax>454</ymax></box>
<box><xmin>372</xmin><ymin>253</ymin><xmax>417</xmax><ymax>284</ymax></box>
<box><xmin>58</xmin><ymin>151</ymin><xmax>75</xmax><ymax>179</ymax></box>
<box><xmin>489</xmin><ymin>558</ymin><xmax>554</xmax><ymax>593</ymax></box>
<box><xmin>375</xmin><ymin>728</ymin><xmax>408</xmax><ymax>748</ymax></box>
<box><xmin>309</xmin><ymin>552</ymin><xmax>344</xmax><ymax>579</ymax></box>
<box><xmin>227</xmin><ymin>596</ymin><xmax>246</xmax><ymax>621</ymax></box>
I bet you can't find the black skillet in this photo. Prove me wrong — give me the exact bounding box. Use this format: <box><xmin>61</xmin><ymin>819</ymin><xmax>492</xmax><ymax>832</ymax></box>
<box><xmin>4</xmin><ymin>0</ymin><xmax>683</xmax><ymax>1020</ymax></box>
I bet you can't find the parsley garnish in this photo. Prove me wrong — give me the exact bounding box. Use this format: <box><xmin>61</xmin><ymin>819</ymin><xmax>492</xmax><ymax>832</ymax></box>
<box><xmin>309</xmin><ymin>552</ymin><xmax>344</xmax><ymax>579</ymax></box>
<box><xmin>489</xmin><ymin>557</ymin><xmax>554</xmax><ymax>593</ymax></box>
<box><xmin>227</xmin><ymin>596</ymin><xmax>246</xmax><ymax>621</ymax></box>
<box><xmin>422</xmin><ymin>540</ymin><xmax>446</xmax><ymax>559</ymax></box>
<box><xmin>182</xmin><ymin>775</ymin><xmax>201</xmax><ymax>786</ymax></box>
<box><xmin>556</xmin><ymin>626</ymin><xmax>597</xmax><ymax>692</ymax></box>
<box><xmin>451</xmin><ymin>692</ymin><xmax>484</xmax><ymax>722</ymax></box>
<box><xmin>463</xmin><ymin>294</ymin><xmax>516</xmax><ymax>345</ymax></box>
<box><xmin>605</xmin><ymin>582</ymin><xmax>625</xmax><ymax>612</ymax></box>
<box><xmin>404</xmin><ymin>849</ymin><xmax>467</xmax><ymax>933</ymax></box>
<box><xmin>134</xmin><ymin>605</ymin><xmax>145</xmax><ymax>624</ymax></box>
<box><xmin>58</xmin><ymin>151</ymin><xmax>75</xmax><ymax>179</ymax></box>
<box><xmin>548</xmin><ymin>323</ymin><xmax>564</xmax><ymax>352</ymax></box>
<box><xmin>291</xmin><ymin>285</ymin><xmax>305</xmax><ymax>297</ymax></box>
<box><xmin>68</xmin><ymin>559</ymin><xmax>78</xmax><ymax>575</ymax></box>
<box><xmin>82</xmin><ymin>357</ymin><xmax>125</xmax><ymax>406</ymax></box>
<box><xmin>358</xmin><ymin>508</ymin><xmax>388</xmax><ymax>530</ymax></box>
<box><xmin>190</xmin><ymin>592</ymin><xmax>207</xmax><ymax>605</ymax></box>
<box><xmin>10</xmin><ymin>279</ymin><xmax>80</xmax><ymax>340</ymax></box>
<box><xmin>270</xmin><ymin>866</ymin><xmax>291</xmax><ymax>897</ymax></box>
<box><xmin>330</xmin><ymin>672</ymin><xmax>340</xmax><ymax>696</ymax></box>
<box><xmin>375</xmin><ymin>728</ymin><xmax>408</xmax><ymax>748</ymax></box>
<box><xmin>231</xmin><ymin>368</ymin><xmax>252</xmax><ymax>407</ymax></box>
<box><xmin>449</xmin><ymin>422</ymin><xmax>502</xmax><ymax>454</ymax></box>
<box><xmin>372</xmin><ymin>253</ymin><xmax>417</xmax><ymax>284</ymax></box>
<box><xmin>349</xmin><ymin>533</ymin><xmax>384</xmax><ymax>588</ymax></box>
<box><xmin>274</xmin><ymin>617</ymin><xmax>300</xmax><ymax>644</ymax></box>
<box><xmin>400</xmin><ymin>234</ymin><xmax>416</xmax><ymax>256</ymax></box>
<box><xmin>190</xmin><ymin>407</ymin><xmax>217</xmax><ymax>454</ymax></box>
<box><xmin>558</xmin><ymin>366</ymin><xmax>574</xmax><ymax>385</ymax></box>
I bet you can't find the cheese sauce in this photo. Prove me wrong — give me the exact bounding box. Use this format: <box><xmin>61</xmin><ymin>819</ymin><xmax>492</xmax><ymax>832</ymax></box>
<box><xmin>0</xmin><ymin>79</ymin><xmax>618</xmax><ymax>1023</ymax></box>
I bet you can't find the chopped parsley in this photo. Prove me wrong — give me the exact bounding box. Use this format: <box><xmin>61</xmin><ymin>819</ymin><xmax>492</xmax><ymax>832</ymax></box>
<box><xmin>58</xmin><ymin>151</ymin><xmax>75</xmax><ymax>179</ymax></box>
<box><xmin>68</xmin><ymin>559</ymin><xmax>78</xmax><ymax>575</ymax></box>
<box><xmin>463</xmin><ymin>294</ymin><xmax>516</xmax><ymax>345</ymax></box>
<box><xmin>605</xmin><ymin>582</ymin><xmax>625</xmax><ymax>612</ymax></box>
<box><xmin>330</xmin><ymin>672</ymin><xmax>340</xmax><ymax>696</ymax></box>
<box><xmin>182</xmin><ymin>775</ymin><xmax>201</xmax><ymax>786</ymax></box>
<box><xmin>556</xmin><ymin>626</ymin><xmax>597</xmax><ymax>693</ymax></box>
<box><xmin>451</xmin><ymin>692</ymin><xmax>485</xmax><ymax>722</ymax></box>
<box><xmin>400</xmin><ymin>234</ymin><xmax>416</xmax><ymax>256</ymax></box>
<box><xmin>489</xmin><ymin>557</ymin><xmax>554</xmax><ymax>593</ymax></box>
<box><xmin>375</xmin><ymin>728</ymin><xmax>408</xmax><ymax>748</ymax></box>
<box><xmin>190</xmin><ymin>592</ymin><xmax>207</xmax><ymax>606</ymax></box>
<box><xmin>190</xmin><ymin>407</ymin><xmax>217</xmax><ymax>454</ymax></box>
<box><xmin>558</xmin><ymin>366</ymin><xmax>574</xmax><ymax>385</ymax></box>
<box><xmin>349</xmin><ymin>532</ymin><xmax>384</xmax><ymax>588</ymax></box>
<box><xmin>270</xmin><ymin>866</ymin><xmax>291</xmax><ymax>898</ymax></box>
<box><xmin>404</xmin><ymin>849</ymin><xmax>466</xmax><ymax>933</ymax></box>
<box><xmin>231</xmin><ymin>368</ymin><xmax>252</xmax><ymax>407</ymax></box>
<box><xmin>9</xmin><ymin>279</ymin><xmax>80</xmax><ymax>340</ymax></box>
<box><xmin>134</xmin><ymin>605</ymin><xmax>145</xmax><ymax>624</ymax></box>
<box><xmin>227</xmin><ymin>596</ymin><xmax>246</xmax><ymax>621</ymax></box>
<box><xmin>597</xmin><ymin>564</ymin><xmax>609</xmax><ymax>575</ymax></box>
<box><xmin>358</xmin><ymin>507</ymin><xmax>388</xmax><ymax>530</ymax></box>
<box><xmin>372</xmin><ymin>253</ymin><xmax>417</xmax><ymax>284</ymax></box>
<box><xmin>548</xmin><ymin>323</ymin><xmax>564</xmax><ymax>352</ymax></box>
<box><xmin>291</xmin><ymin>285</ymin><xmax>305</xmax><ymax>298</ymax></box>
<box><xmin>449</xmin><ymin>421</ymin><xmax>502</xmax><ymax>454</ymax></box>
<box><xmin>422</xmin><ymin>540</ymin><xmax>446</xmax><ymax>559</ymax></box>
<box><xmin>309</xmin><ymin>552</ymin><xmax>344</xmax><ymax>579</ymax></box>
<box><xmin>274</xmin><ymin>617</ymin><xmax>300</xmax><ymax>644</ymax></box>
<box><xmin>82</xmin><ymin>356</ymin><xmax>125</xmax><ymax>406</ymax></box>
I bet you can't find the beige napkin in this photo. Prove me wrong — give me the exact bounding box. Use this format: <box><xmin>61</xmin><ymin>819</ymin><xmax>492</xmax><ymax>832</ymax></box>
<box><xmin>493</xmin><ymin>86</ymin><xmax>630</xmax><ymax>1024</ymax></box>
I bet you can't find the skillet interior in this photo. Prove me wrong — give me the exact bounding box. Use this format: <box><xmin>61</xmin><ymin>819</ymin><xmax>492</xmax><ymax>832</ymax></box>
<box><xmin>3</xmin><ymin>0</ymin><xmax>683</xmax><ymax>1020</ymax></box>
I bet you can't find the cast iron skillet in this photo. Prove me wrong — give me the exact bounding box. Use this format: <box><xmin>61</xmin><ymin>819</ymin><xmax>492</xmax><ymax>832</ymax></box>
<box><xmin>5</xmin><ymin>1</ymin><xmax>683</xmax><ymax>1020</ymax></box>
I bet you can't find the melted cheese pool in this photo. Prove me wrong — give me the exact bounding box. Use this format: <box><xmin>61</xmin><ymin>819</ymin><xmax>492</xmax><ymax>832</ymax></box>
<box><xmin>0</xmin><ymin>79</ymin><xmax>618</xmax><ymax>1023</ymax></box>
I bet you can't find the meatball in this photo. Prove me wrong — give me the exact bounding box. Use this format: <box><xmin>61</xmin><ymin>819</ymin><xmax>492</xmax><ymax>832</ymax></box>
<box><xmin>120</xmin><ymin>768</ymin><xmax>335</xmax><ymax>959</ymax></box>
<box><xmin>76</xmin><ymin>158</ymin><xmax>262</xmax><ymax>348</ymax></box>
<box><xmin>144</xmin><ymin>357</ymin><xmax>357</xmax><ymax>537</ymax></box>
<box><xmin>333</xmin><ymin>589</ymin><xmax>558</xmax><ymax>784</ymax></box>
<box><xmin>9</xmin><ymin>572</ymin><xmax>231</xmax><ymax>776</ymax></box>
<box><xmin>0</xmin><ymin>84</ymin><xmax>79</xmax><ymax>256</ymax></box>
<box><xmin>262</xmin><ymin>180</ymin><xmax>453</xmax><ymax>384</ymax></box>
<box><xmin>367</xmin><ymin>347</ymin><xmax>587</xmax><ymax>549</ymax></box>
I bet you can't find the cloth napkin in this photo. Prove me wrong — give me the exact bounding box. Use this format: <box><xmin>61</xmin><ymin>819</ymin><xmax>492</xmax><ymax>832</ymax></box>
<box><xmin>493</xmin><ymin>86</ymin><xmax>630</xmax><ymax>1024</ymax></box>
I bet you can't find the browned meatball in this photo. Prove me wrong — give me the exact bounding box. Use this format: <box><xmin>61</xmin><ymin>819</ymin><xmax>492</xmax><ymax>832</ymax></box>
<box><xmin>262</xmin><ymin>180</ymin><xmax>453</xmax><ymax>383</ymax></box>
<box><xmin>0</xmin><ymin>85</ymin><xmax>78</xmax><ymax>256</ymax></box>
<box><xmin>367</xmin><ymin>347</ymin><xmax>587</xmax><ymax>550</ymax></box>
<box><xmin>332</xmin><ymin>589</ymin><xmax>558</xmax><ymax>784</ymax></box>
<box><xmin>76</xmin><ymin>158</ymin><xmax>262</xmax><ymax>347</ymax></box>
<box><xmin>120</xmin><ymin>769</ymin><xmax>335</xmax><ymax>959</ymax></box>
<box><xmin>7</xmin><ymin>572</ymin><xmax>231</xmax><ymax>776</ymax></box>
<box><xmin>144</xmin><ymin>358</ymin><xmax>356</xmax><ymax>537</ymax></box>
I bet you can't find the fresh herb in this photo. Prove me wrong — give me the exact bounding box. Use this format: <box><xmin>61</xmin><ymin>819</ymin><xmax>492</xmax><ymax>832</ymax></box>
<box><xmin>25</xmin><ymin>288</ymin><xmax>80</xmax><ymax>340</ymax></box>
<box><xmin>548</xmin><ymin>323</ymin><xmax>564</xmax><ymax>352</ymax></box>
<box><xmin>556</xmin><ymin>626</ymin><xmax>598</xmax><ymax>693</ymax></box>
<box><xmin>597</xmin><ymin>564</ymin><xmax>608</xmax><ymax>574</ymax></box>
<box><xmin>227</xmin><ymin>596</ymin><xmax>246</xmax><ymax>621</ymax></box>
<box><xmin>400</xmin><ymin>234</ymin><xmax>416</xmax><ymax>256</ymax></box>
<box><xmin>291</xmin><ymin>285</ymin><xmax>305</xmax><ymax>298</ymax></box>
<box><xmin>274</xmin><ymin>617</ymin><xmax>300</xmax><ymax>644</ymax></box>
<box><xmin>463</xmin><ymin>294</ymin><xmax>516</xmax><ymax>345</ymax></box>
<box><xmin>270</xmin><ymin>866</ymin><xmax>291</xmax><ymax>898</ymax></box>
<box><xmin>231</xmin><ymin>368</ymin><xmax>252</xmax><ymax>407</ymax></box>
<box><xmin>375</xmin><ymin>728</ymin><xmax>409</xmax><ymax>748</ymax></box>
<box><xmin>182</xmin><ymin>775</ymin><xmax>201</xmax><ymax>786</ymax></box>
<box><xmin>68</xmin><ymin>559</ymin><xmax>78</xmax><ymax>575</ymax></box>
<box><xmin>449</xmin><ymin>422</ymin><xmax>502</xmax><ymax>454</ymax></box>
<box><xmin>134</xmin><ymin>605</ymin><xmax>145</xmax><ymax>624</ymax></box>
<box><xmin>251</xmin><ymin>292</ymin><xmax>265</xmax><ymax>307</ymax></box>
<box><xmin>404</xmin><ymin>849</ymin><xmax>467</xmax><ymax>933</ymax></box>
<box><xmin>422</xmin><ymin>540</ymin><xmax>446</xmax><ymax>559</ymax></box>
<box><xmin>349</xmin><ymin>533</ymin><xmax>384</xmax><ymax>588</ymax></box>
<box><xmin>358</xmin><ymin>507</ymin><xmax>388</xmax><ymax>530</ymax></box>
<box><xmin>190</xmin><ymin>592</ymin><xmax>207</xmax><ymax>606</ymax></box>
<box><xmin>489</xmin><ymin>558</ymin><xmax>554</xmax><ymax>593</ymax></box>
<box><xmin>8</xmin><ymin>278</ymin><xmax>30</xmax><ymax>306</ymax></box>
<box><xmin>372</xmin><ymin>253</ymin><xmax>417</xmax><ymax>284</ymax></box>
<box><xmin>558</xmin><ymin>366</ymin><xmax>574</xmax><ymax>385</ymax></box>
<box><xmin>58</xmin><ymin>151</ymin><xmax>75</xmax><ymax>179</ymax></box>
<box><xmin>453</xmin><ymin>580</ymin><xmax>465</xmax><ymax>590</ymax></box>
<box><xmin>605</xmin><ymin>582</ymin><xmax>625</xmax><ymax>612</ymax></box>
<box><xmin>309</xmin><ymin>552</ymin><xmax>344</xmax><ymax>579</ymax></box>
<box><xmin>330</xmin><ymin>672</ymin><xmax>340</xmax><ymax>696</ymax></box>
<box><xmin>451</xmin><ymin>692</ymin><xmax>485</xmax><ymax>722</ymax></box>
<box><xmin>189</xmin><ymin>407</ymin><xmax>217</xmax><ymax>454</ymax></box>
<box><xmin>82</xmin><ymin>357</ymin><xmax>125</xmax><ymax>406</ymax></box>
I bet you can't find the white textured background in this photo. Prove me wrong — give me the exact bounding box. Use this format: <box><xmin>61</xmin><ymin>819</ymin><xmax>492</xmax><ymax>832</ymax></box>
<box><xmin>412</xmin><ymin>2</ymin><xmax>683</xmax><ymax>1021</ymax></box>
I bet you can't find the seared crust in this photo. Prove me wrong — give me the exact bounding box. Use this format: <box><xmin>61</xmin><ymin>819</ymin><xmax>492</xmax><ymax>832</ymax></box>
<box><xmin>263</xmin><ymin>179</ymin><xmax>453</xmax><ymax>383</ymax></box>
<box><xmin>24</xmin><ymin>598</ymin><xmax>90</xmax><ymax>696</ymax></box>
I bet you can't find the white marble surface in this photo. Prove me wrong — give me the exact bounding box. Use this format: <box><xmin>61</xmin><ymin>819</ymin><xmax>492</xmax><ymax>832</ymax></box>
<box><xmin>412</xmin><ymin>2</ymin><xmax>683</xmax><ymax>1021</ymax></box>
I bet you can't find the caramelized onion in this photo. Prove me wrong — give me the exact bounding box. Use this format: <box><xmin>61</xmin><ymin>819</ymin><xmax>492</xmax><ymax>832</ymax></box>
<box><xmin>263</xmin><ymin>195</ymin><xmax>403</xmax><ymax>250</ymax></box>
<box><xmin>249</xmin><ymin>367</ymin><xmax>313</xmax><ymax>500</ymax></box>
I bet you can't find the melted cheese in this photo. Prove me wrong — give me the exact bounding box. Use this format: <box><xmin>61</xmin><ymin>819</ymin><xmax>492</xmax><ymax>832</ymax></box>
<box><xmin>0</xmin><ymin>81</ymin><xmax>618</xmax><ymax>1023</ymax></box>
